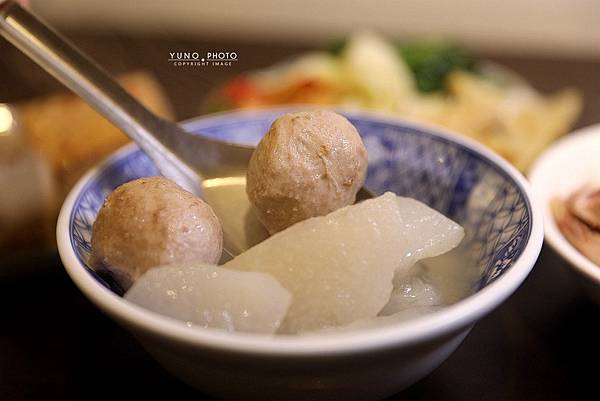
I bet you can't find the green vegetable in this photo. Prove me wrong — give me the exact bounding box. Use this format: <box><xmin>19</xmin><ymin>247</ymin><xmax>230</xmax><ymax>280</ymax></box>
<box><xmin>398</xmin><ymin>41</ymin><xmax>476</xmax><ymax>93</ymax></box>
<box><xmin>325</xmin><ymin>37</ymin><xmax>348</xmax><ymax>56</ymax></box>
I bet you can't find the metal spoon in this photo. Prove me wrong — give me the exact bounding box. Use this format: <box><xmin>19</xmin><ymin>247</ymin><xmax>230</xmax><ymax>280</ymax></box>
<box><xmin>0</xmin><ymin>1</ymin><xmax>371</xmax><ymax>258</ymax></box>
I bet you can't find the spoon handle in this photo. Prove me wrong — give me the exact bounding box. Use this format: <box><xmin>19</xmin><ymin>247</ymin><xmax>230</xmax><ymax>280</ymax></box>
<box><xmin>0</xmin><ymin>0</ymin><xmax>200</xmax><ymax>191</ymax></box>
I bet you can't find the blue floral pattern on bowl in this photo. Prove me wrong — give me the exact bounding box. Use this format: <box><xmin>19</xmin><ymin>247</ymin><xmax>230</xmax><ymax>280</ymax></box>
<box><xmin>69</xmin><ymin>109</ymin><xmax>531</xmax><ymax>292</ymax></box>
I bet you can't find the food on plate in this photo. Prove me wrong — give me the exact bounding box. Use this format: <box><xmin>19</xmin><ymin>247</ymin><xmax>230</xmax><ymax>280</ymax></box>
<box><xmin>91</xmin><ymin>177</ymin><xmax>223</xmax><ymax>290</ymax></box>
<box><xmin>246</xmin><ymin>110</ymin><xmax>368</xmax><ymax>234</ymax></box>
<box><xmin>552</xmin><ymin>184</ymin><xmax>600</xmax><ymax>266</ymax></box>
<box><xmin>204</xmin><ymin>31</ymin><xmax>582</xmax><ymax>171</ymax></box>
<box><xmin>125</xmin><ymin>264</ymin><xmax>291</xmax><ymax>334</ymax></box>
<box><xmin>225</xmin><ymin>192</ymin><xmax>464</xmax><ymax>334</ymax></box>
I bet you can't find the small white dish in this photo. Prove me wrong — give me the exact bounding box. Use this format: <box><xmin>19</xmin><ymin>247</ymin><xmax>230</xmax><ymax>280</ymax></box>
<box><xmin>529</xmin><ymin>124</ymin><xmax>600</xmax><ymax>304</ymax></box>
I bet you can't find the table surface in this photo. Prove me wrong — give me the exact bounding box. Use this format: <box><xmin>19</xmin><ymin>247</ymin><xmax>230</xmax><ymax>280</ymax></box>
<box><xmin>1</xmin><ymin>33</ymin><xmax>599</xmax><ymax>401</ymax></box>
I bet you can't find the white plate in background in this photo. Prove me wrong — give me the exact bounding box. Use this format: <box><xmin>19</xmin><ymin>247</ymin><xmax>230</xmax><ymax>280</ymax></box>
<box><xmin>529</xmin><ymin>124</ymin><xmax>600</xmax><ymax>299</ymax></box>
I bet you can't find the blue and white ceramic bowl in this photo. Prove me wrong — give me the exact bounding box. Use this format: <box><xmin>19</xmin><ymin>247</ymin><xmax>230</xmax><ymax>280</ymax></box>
<box><xmin>57</xmin><ymin>108</ymin><xmax>543</xmax><ymax>401</ymax></box>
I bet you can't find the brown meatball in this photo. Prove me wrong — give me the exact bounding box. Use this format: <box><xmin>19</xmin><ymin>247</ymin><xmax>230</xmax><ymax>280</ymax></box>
<box><xmin>91</xmin><ymin>176</ymin><xmax>222</xmax><ymax>290</ymax></box>
<box><xmin>246</xmin><ymin>110</ymin><xmax>368</xmax><ymax>234</ymax></box>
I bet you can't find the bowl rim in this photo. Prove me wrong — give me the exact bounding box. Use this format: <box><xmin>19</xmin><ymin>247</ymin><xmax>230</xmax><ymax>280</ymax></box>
<box><xmin>528</xmin><ymin>124</ymin><xmax>600</xmax><ymax>285</ymax></box>
<box><xmin>57</xmin><ymin>107</ymin><xmax>543</xmax><ymax>357</ymax></box>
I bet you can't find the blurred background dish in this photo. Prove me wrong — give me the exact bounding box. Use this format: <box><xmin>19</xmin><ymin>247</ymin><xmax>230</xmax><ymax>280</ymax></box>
<box><xmin>529</xmin><ymin>124</ymin><xmax>600</xmax><ymax>306</ymax></box>
<box><xmin>202</xmin><ymin>32</ymin><xmax>582</xmax><ymax>171</ymax></box>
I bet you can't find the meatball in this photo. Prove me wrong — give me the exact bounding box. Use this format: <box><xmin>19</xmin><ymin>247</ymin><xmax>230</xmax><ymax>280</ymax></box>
<box><xmin>91</xmin><ymin>176</ymin><xmax>223</xmax><ymax>290</ymax></box>
<box><xmin>246</xmin><ymin>110</ymin><xmax>368</xmax><ymax>234</ymax></box>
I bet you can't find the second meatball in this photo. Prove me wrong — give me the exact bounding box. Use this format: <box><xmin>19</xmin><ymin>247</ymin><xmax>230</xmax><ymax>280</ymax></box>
<box><xmin>246</xmin><ymin>110</ymin><xmax>368</xmax><ymax>234</ymax></box>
